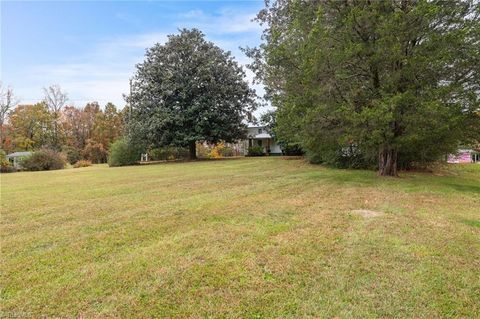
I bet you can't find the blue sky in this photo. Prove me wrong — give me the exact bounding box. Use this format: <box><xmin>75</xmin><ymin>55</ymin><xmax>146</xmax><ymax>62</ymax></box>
<box><xmin>1</xmin><ymin>0</ymin><xmax>265</xmax><ymax>109</ymax></box>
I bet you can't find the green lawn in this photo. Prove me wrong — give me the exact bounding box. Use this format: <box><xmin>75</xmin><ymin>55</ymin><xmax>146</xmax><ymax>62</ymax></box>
<box><xmin>1</xmin><ymin>158</ymin><xmax>479</xmax><ymax>318</ymax></box>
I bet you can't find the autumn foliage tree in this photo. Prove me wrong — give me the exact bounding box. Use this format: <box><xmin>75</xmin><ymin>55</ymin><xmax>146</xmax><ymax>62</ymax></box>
<box><xmin>6</xmin><ymin>98</ymin><xmax>124</xmax><ymax>163</ymax></box>
<box><xmin>9</xmin><ymin>103</ymin><xmax>52</xmax><ymax>150</ymax></box>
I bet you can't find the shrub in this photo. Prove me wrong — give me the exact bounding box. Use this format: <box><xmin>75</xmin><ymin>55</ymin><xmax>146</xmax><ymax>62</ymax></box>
<box><xmin>0</xmin><ymin>164</ymin><xmax>15</xmax><ymax>173</ymax></box>
<box><xmin>83</xmin><ymin>139</ymin><xmax>108</xmax><ymax>164</ymax></box>
<box><xmin>221</xmin><ymin>146</ymin><xmax>234</xmax><ymax>157</ymax></box>
<box><xmin>208</xmin><ymin>142</ymin><xmax>235</xmax><ymax>158</ymax></box>
<box><xmin>209</xmin><ymin>142</ymin><xmax>225</xmax><ymax>158</ymax></box>
<box><xmin>108</xmin><ymin>139</ymin><xmax>142</xmax><ymax>167</ymax></box>
<box><xmin>62</xmin><ymin>146</ymin><xmax>81</xmax><ymax>165</ymax></box>
<box><xmin>196</xmin><ymin>143</ymin><xmax>210</xmax><ymax>158</ymax></box>
<box><xmin>149</xmin><ymin>147</ymin><xmax>189</xmax><ymax>161</ymax></box>
<box><xmin>21</xmin><ymin>149</ymin><xmax>66</xmax><ymax>171</ymax></box>
<box><xmin>0</xmin><ymin>150</ymin><xmax>15</xmax><ymax>173</ymax></box>
<box><xmin>247</xmin><ymin>146</ymin><xmax>264</xmax><ymax>156</ymax></box>
<box><xmin>283</xmin><ymin>144</ymin><xmax>305</xmax><ymax>156</ymax></box>
<box><xmin>73</xmin><ymin>160</ymin><xmax>92</xmax><ymax>168</ymax></box>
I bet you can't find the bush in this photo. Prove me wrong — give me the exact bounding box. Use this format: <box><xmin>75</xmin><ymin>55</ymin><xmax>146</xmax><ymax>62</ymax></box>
<box><xmin>0</xmin><ymin>164</ymin><xmax>15</xmax><ymax>173</ymax></box>
<box><xmin>282</xmin><ymin>144</ymin><xmax>304</xmax><ymax>156</ymax></box>
<box><xmin>149</xmin><ymin>147</ymin><xmax>189</xmax><ymax>161</ymax></box>
<box><xmin>83</xmin><ymin>139</ymin><xmax>108</xmax><ymax>164</ymax></box>
<box><xmin>208</xmin><ymin>142</ymin><xmax>234</xmax><ymax>158</ymax></box>
<box><xmin>108</xmin><ymin>139</ymin><xmax>142</xmax><ymax>167</ymax></box>
<box><xmin>0</xmin><ymin>150</ymin><xmax>15</xmax><ymax>173</ymax></box>
<box><xmin>247</xmin><ymin>146</ymin><xmax>265</xmax><ymax>156</ymax></box>
<box><xmin>21</xmin><ymin>149</ymin><xmax>66</xmax><ymax>171</ymax></box>
<box><xmin>62</xmin><ymin>146</ymin><xmax>81</xmax><ymax>165</ymax></box>
<box><xmin>208</xmin><ymin>142</ymin><xmax>224</xmax><ymax>158</ymax></box>
<box><xmin>221</xmin><ymin>146</ymin><xmax>234</xmax><ymax>157</ymax></box>
<box><xmin>196</xmin><ymin>143</ymin><xmax>210</xmax><ymax>158</ymax></box>
<box><xmin>73</xmin><ymin>160</ymin><xmax>92</xmax><ymax>168</ymax></box>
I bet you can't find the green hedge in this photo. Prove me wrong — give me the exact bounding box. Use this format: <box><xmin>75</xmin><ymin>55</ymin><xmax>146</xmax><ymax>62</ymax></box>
<box><xmin>108</xmin><ymin>139</ymin><xmax>142</xmax><ymax>167</ymax></box>
<box><xmin>247</xmin><ymin>146</ymin><xmax>264</xmax><ymax>156</ymax></box>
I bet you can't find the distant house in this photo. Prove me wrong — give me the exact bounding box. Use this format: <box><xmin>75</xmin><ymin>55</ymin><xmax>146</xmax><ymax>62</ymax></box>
<box><xmin>6</xmin><ymin>151</ymin><xmax>32</xmax><ymax>168</ymax></box>
<box><xmin>447</xmin><ymin>149</ymin><xmax>479</xmax><ymax>164</ymax></box>
<box><xmin>244</xmin><ymin>126</ymin><xmax>282</xmax><ymax>155</ymax></box>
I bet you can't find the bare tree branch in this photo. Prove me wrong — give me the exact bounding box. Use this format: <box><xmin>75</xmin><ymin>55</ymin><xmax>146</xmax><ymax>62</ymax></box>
<box><xmin>0</xmin><ymin>82</ymin><xmax>20</xmax><ymax>147</ymax></box>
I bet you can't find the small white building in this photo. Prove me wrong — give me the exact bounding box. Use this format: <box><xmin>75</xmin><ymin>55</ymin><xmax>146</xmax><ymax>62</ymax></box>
<box><xmin>244</xmin><ymin>126</ymin><xmax>282</xmax><ymax>155</ymax></box>
<box><xmin>6</xmin><ymin>151</ymin><xmax>32</xmax><ymax>168</ymax></box>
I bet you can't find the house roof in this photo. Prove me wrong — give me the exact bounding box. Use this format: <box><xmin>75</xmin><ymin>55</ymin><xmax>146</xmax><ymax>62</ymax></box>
<box><xmin>253</xmin><ymin>133</ymin><xmax>272</xmax><ymax>139</ymax></box>
<box><xmin>6</xmin><ymin>151</ymin><xmax>32</xmax><ymax>158</ymax></box>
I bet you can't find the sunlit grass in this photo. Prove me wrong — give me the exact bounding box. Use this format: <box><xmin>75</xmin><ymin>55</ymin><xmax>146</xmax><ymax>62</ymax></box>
<box><xmin>1</xmin><ymin>158</ymin><xmax>479</xmax><ymax>318</ymax></box>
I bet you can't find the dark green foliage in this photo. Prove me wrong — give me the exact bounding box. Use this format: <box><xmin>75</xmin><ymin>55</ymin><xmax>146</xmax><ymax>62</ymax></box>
<box><xmin>149</xmin><ymin>147</ymin><xmax>190</xmax><ymax>161</ymax></box>
<box><xmin>247</xmin><ymin>146</ymin><xmax>265</xmax><ymax>156</ymax></box>
<box><xmin>282</xmin><ymin>144</ymin><xmax>304</xmax><ymax>156</ymax></box>
<box><xmin>108</xmin><ymin>139</ymin><xmax>142</xmax><ymax>167</ymax></box>
<box><xmin>21</xmin><ymin>149</ymin><xmax>66</xmax><ymax>171</ymax></box>
<box><xmin>246</xmin><ymin>0</ymin><xmax>480</xmax><ymax>175</ymax></box>
<box><xmin>126</xmin><ymin>29</ymin><xmax>257</xmax><ymax>159</ymax></box>
<box><xmin>260</xmin><ymin>111</ymin><xmax>277</xmax><ymax>139</ymax></box>
<box><xmin>62</xmin><ymin>146</ymin><xmax>80</xmax><ymax>165</ymax></box>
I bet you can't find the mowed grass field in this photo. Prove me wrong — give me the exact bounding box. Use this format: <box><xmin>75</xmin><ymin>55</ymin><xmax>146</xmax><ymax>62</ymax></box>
<box><xmin>1</xmin><ymin>158</ymin><xmax>479</xmax><ymax>318</ymax></box>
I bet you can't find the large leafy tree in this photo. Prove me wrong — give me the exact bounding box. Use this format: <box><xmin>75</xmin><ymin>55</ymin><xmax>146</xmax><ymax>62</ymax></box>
<box><xmin>9</xmin><ymin>103</ymin><xmax>52</xmax><ymax>150</ymax></box>
<box><xmin>62</xmin><ymin>102</ymin><xmax>99</xmax><ymax>150</ymax></box>
<box><xmin>127</xmin><ymin>28</ymin><xmax>256</xmax><ymax>159</ymax></box>
<box><xmin>246</xmin><ymin>0</ymin><xmax>480</xmax><ymax>175</ymax></box>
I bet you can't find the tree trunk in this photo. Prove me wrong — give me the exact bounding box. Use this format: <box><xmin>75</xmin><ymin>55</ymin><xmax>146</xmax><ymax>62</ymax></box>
<box><xmin>378</xmin><ymin>147</ymin><xmax>398</xmax><ymax>176</ymax></box>
<box><xmin>189</xmin><ymin>141</ymin><xmax>197</xmax><ymax>160</ymax></box>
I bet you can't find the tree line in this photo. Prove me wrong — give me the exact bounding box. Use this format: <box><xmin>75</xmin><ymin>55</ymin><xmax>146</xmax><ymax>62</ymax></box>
<box><xmin>0</xmin><ymin>83</ymin><xmax>125</xmax><ymax>164</ymax></box>
<box><xmin>3</xmin><ymin>1</ymin><xmax>479</xmax><ymax>176</ymax></box>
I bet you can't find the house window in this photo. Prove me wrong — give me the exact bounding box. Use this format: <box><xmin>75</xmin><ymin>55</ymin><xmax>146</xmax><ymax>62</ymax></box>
<box><xmin>257</xmin><ymin>140</ymin><xmax>263</xmax><ymax>147</ymax></box>
<box><xmin>258</xmin><ymin>128</ymin><xmax>262</xmax><ymax>134</ymax></box>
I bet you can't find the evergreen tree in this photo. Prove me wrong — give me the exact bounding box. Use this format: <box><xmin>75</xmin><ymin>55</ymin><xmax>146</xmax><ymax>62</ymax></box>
<box><xmin>127</xmin><ymin>29</ymin><xmax>256</xmax><ymax>159</ymax></box>
<box><xmin>246</xmin><ymin>0</ymin><xmax>480</xmax><ymax>175</ymax></box>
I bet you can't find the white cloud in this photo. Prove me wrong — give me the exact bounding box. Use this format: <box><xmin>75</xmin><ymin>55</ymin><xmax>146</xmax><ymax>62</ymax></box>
<box><xmin>181</xmin><ymin>9</ymin><xmax>204</xmax><ymax>19</ymax></box>
<box><xmin>15</xmin><ymin>31</ymin><xmax>169</xmax><ymax>107</ymax></box>
<box><xmin>176</xmin><ymin>8</ymin><xmax>261</xmax><ymax>34</ymax></box>
<box><xmin>13</xmin><ymin>7</ymin><xmax>270</xmax><ymax>115</ymax></box>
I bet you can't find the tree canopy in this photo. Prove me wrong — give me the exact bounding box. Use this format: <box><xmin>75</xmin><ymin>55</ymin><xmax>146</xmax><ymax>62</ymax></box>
<box><xmin>126</xmin><ymin>28</ymin><xmax>257</xmax><ymax>159</ymax></box>
<box><xmin>246</xmin><ymin>0</ymin><xmax>480</xmax><ymax>175</ymax></box>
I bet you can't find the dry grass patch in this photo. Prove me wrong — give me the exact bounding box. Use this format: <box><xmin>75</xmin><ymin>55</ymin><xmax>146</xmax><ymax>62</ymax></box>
<box><xmin>351</xmin><ymin>209</ymin><xmax>384</xmax><ymax>218</ymax></box>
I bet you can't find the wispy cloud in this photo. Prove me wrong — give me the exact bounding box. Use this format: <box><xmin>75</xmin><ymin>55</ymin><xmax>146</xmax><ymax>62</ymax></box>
<box><xmin>14</xmin><ymin>7</ymin><xmax>265</xmax><ymax>111</ymax></box>
<box><xmin>18</xmin><ymin>33</ymin><xmax>168</xmax><ymax>106</ymax></box>
<box><xmin>177</xmin><ymin>8</ymin><xmax>261</xmax><ymax>34</ymax></box>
